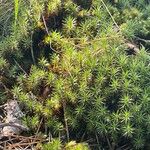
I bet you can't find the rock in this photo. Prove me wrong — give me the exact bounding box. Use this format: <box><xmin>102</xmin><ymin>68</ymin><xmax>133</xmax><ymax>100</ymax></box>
<box><xmin>0</xmin><ymin>100</ymin><xmax>28</xmax><ymax>137</ymax></box>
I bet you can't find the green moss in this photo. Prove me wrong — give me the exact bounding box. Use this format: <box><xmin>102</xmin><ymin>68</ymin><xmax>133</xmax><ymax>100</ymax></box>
<box><xmin>0</xmin><ymin>0</ymin><xmax>150</xmax><ymax>149</ymax></box>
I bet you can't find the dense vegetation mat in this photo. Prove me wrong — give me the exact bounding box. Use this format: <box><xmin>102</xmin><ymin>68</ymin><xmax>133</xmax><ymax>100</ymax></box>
<box><xmin>0</xmin><ymin>0</ymin><xmax>150</xmax><ymax>149</ymax></box>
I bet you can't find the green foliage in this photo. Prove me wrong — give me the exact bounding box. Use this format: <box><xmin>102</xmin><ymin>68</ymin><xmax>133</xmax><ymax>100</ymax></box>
<box><xmin>42</xmin><ymin>139</ymin><xmax>62</xmax><ymax>150</ymax></box>
<box><xmin>23</xmin><ymin>115</ymin><xmax>39</xmax><ymax>131</ymax></box>
<box><xmin>109</xmin><ymin>0</ymin><xmax>150</xmax><ymax>43</ymax></box>
<box><xmin>41</xmin><ymin>139</ymin><xmax>89</xmax><ymax>150</ymax></box>
<box><xmin>47</xmin><ymin>0</ymin><xmax>61</xmax><ymax>15</ymax></box>
<box><xmin>0</xmin><ymin>58</ymin><xmax>7</xmax><ymax>70</ymax></box>
<box><xmin>0</xmin><ymin>0</ymin><xmax>150</xmax><ymax>149</ymax></box>
<box><xmin>65</xmin><ymin>141</ymin><xmax>90</xmax><ymax>150</ymax></box>
<box><xmin>14</xmin><ymin>0</ymin><xmax>19</xmax><ymax>26</ymax></box>
<box><xmin>14</xmin><ymin>35</ymin><xmax>150</xmax><ymax>149</ymax></box>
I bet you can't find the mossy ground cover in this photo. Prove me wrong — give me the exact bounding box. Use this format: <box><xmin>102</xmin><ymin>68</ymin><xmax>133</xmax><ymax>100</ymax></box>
<box><xmin>0</xmin><ymin>0</ymin><xmax>150</xmax><ymax>149</ymax></box>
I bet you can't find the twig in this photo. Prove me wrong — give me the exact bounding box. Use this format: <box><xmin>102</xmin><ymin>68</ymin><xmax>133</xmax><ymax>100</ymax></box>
<box><xmin>100</xmin><ymin>0</ymin><xmax>120</xmax><ymax>30</ymax></box>
<box><xmin>5</xmin><ymin>137</ymin><xmax>47</xmax><ymax>147</ymax></box>
<box><xmin>0</xmin><ymin>81</ymin><xmax>11</xmax><ymax>93</ymax></box>
<box><xmin>135</xmin><ymin>36</ymin><xmax>150</xmax><ymax>43</ymax></box>
<box><xmin>24</xmin><ymin>145</ymin><xmax>30</xmax><ymax>150</ymax></box>
<box><xmin>8</xmin><ymin>135</ymin><xmax>38</xmax><ymax>140</ymax></box>
<box><xmin>6</xmin><ymin>141</ymin><xmax>43</xmax><ymax>148</ymax></box>
<box><xmin>42</xmin><ymin>14</ymin><xmax>49</xmax><ymax>35</ymax></box>
<box><xmin>48</xmin><ymin>131</ymin><xmax>52</xmax><ymax>142</ymax></box>
<box><xmin>32</xmin><ymin>118</ymin><xmax>43</xmax><ymax>144</ymax></box>
<box><xmin>0</xmin><ymin>137</ymin><xmax>17</xmax><ymax>144</ymax></box>
<box><xmin>62</xmin><ymin>100</ymin><xmax>70</xmax><ymax>142</ymax></box>
<box><xmin>1</xmin><ymin>135</ymin><xmax>47</xmax><ymax>150</ymax></box>
<box><xmin>105</xmin><ymin>134</ymin><xmax>113</xmax><ymax>150</ymax></box>
<box><xmin>95</xmin><ymin>133</ymin><xmax>101</xmax><ymax>150</ymax></box>
<box><xmin>13</xmin><ymin>59</ymin><xmax>28</xmax><ymax>75</ymax></box>
<box><xmin>35</xmin><ymin>118</ymin><xmax>43</xmax><ymax>136</ymax></box>
<box><xmin>0</xmin><ymin>122</ymin><xmax>28</xmax><ymax>131</ymax></box>
<box><xmin>31</xmin><ymin>32</ymin><xmax>36</xmax><ymax>65</ymax></box>
<box><xmin>42</xmin><ymin>14</ymin><xmax>60</xmax><ymax>53</ymax></box>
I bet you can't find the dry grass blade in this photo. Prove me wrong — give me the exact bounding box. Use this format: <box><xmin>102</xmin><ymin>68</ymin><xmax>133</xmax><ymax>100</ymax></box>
<box><xmin>0</xmin><ymin>135</ymin><xmax>47</xmax><ymax>150</ymax></box>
